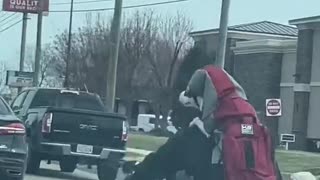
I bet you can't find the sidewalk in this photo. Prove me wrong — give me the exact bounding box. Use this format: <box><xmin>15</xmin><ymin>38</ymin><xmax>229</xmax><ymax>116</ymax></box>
<box><xmin>126</xmin><ymin>147</ymin><xmax>152</xmax><ymax>156</ymax></box>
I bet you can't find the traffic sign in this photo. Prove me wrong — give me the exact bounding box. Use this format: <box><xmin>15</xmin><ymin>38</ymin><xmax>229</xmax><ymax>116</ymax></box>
<box><xmin>280</xmin><ymin>134</ymin><xmax>295</xmax><ymax>143</ymax></box>
<box><xmin>2</xmin><ymin>0</ymin><xmax>50</xmax><ymax>14</ymax></box>
<box><xmin>266</xmin><ymin>99</ymin><xmax>282</xmax><ymax>117</ymax></box>
<box><xmin>6</xmin><ymin>71</ymin><xmax>34</xmax><ymax>88</ymax></box>
<box><xmin>280</xmin><ymin>134</ymin><xmax>295</xmax><ymax>150</ymax></box>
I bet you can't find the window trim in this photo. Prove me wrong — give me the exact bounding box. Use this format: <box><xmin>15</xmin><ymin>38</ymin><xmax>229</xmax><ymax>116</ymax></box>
<box><xmin>11</xmin><ymin>90</ymin><xmax>29</xmax><ymax>110</ymax></box>
<box><xmin>21</xmin><ymin>90</ymin><xmax>36</xmax><ymax>108</ymax></box>
<box><xmin>0</xmin><ymin>97</ymin><xmax>13</xmax><ymax>115</ymax></box>
<box><xmin>29</xmin><ymin>90</ymin><xmax>104</xmax><ymax>111</ymax></box>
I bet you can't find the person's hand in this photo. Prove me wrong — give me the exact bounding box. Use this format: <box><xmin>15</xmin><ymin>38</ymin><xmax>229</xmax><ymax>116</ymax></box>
<box><xmin>189</xmin><ymin>117</ymin><xmax>210</xmax><ymax>138</ymax></box>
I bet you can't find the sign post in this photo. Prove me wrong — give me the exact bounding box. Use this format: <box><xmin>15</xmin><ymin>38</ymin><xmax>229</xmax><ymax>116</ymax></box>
<box><xmin>280</xmin><ymin>134</ymin><xmax>295</xmax><ymax>150</ymax></box>
<box><xmin>266</xmin><ymin>99</ymin><xmax>282</xmax><ymax>117</ymax></box>
<box><xmin>2</xmin><ymin>0</ymin><xmax>50</xmax><ymax>89</ymax></box>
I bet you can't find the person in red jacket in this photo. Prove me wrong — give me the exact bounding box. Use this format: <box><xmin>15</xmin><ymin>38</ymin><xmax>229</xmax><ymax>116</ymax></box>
<box><xmin>125</xmin><ymin>65</ymin><xmax>282</xmax><ymax>180</ymax></box>
<box><xmin>180</xmin><ymin>65</ymin><xmax>280</xmax><ymax>180</ymax></box>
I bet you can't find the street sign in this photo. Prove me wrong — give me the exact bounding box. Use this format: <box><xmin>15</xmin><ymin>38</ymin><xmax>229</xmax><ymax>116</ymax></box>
<box><xmin>6</xmin><ymin>71</ymin><xmax>34</xmax><ymax>88</ymax></box>
<box><xmin>280</xmin><ymin>134</ymin><xmax>295</xmax><ymax>143</ymax></box>
<box><xmin>280</xmin><ymin>134</ymin><xmax>295</xmax><ymax>150</ymax></box>
<box><xmin>2</xmin><ymin>0</ymin><xmax>50</xmax><ymax>14</ymax></box>
<box><xmin>266</xmin><ymin>98</ymin><xmax>282</xmax><ymax>117</ymax></box>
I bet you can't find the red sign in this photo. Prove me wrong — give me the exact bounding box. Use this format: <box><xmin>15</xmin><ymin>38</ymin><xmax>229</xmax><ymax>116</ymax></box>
<box><xmin>266</xmin><ymin>99</ymin><xmax>282</xmax><ymax>117</ymax></box>
<box><xmin>2</xmin><ymin>0</ymin><xmax>49</xmax><ymax>14</ymax></box>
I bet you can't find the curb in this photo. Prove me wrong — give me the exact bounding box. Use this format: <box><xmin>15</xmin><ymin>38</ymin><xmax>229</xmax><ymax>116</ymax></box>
<box><xmin>126</xmin><ymin>148</ymin><xmax>152</xmax><ymax>156</ymax></box>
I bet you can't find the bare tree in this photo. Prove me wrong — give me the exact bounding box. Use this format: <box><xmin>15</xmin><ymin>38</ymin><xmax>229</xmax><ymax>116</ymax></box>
<box><xmin>25</xmin><ymin>45</ymin><xmax>64</xmax><ymax>87</ymax></box>
<box><xmin>142</xmin><ymin>13</ymin><xmax>193</xmax><ymax>88</ymax></box>
<box><xmin>42</xmin><ymin>11</ymin><xmax>193</xmax><ymax>130</ymax></box>
<box><xmin>140</xmin><ymin>12</ymin><xmax>193</xmax><ymax>128</ymax></box>
<box><xmin>48</xmin><ymin>14</ymin><xmax>114</xmax><ymax>94</ymax></box>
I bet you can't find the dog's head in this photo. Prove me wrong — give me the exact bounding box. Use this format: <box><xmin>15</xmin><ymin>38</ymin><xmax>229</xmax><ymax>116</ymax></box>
<box><xmin>179</xmin><ymin>91</ymin><xmax>204</xmax><ymax>111</ymax></box>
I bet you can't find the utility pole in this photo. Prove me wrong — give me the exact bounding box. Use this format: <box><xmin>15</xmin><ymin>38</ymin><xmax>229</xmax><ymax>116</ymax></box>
<box><xmin>33</xmin><ymin>11</ymin><xmax>43</xmax><ymax>87</ymax></box>
<box><xmin>64</xmin><ymin>0</ymin><xmax>74</xmax><ymax>88</ymax></box>
<box><xmin>105</xmin><ymin>0</ymin><xmax>123</xmax><ymax>112</ymax></box>
<box><xmin>18</xmin><ymin>12</ymin><xmax>28</xmax><ymax>92</ymax></box>
<box><xmin>215</xmin><ymin>0</ymin><xmax>231</xmax><ymax>68</ymax></box>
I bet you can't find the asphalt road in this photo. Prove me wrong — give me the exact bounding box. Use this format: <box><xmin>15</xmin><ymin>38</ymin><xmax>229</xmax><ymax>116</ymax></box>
<box><xmin>25</xmin><ymin>162</ymin><xmax>126</xmax><ymax>180</ymax></box>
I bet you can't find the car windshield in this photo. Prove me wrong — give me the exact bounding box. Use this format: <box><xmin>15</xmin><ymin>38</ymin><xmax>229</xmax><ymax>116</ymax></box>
<box><xmin>30</xmin><ymin>90</ymin><xmax>105</xmax><ymax>111</ymax></box>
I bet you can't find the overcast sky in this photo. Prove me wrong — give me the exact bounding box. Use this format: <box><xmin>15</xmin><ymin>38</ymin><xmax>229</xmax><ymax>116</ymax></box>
<box><xmin>0</xmin><ymin>0</ymin><xmax>319</xmax><ymax>70</ymax></box>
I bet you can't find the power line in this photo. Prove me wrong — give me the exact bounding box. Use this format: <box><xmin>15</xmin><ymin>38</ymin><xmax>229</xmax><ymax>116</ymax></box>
<box><xmin>0</xmin><ymin>13</ymin><xmax>18</xmax><ymax>23</ymax></box>
<box><xmin>50</xmin><ymin>0</ymin><xmax>188</xmax><ymax>13</ymax></box>
<box><xmin>0</xmin><ymin>14</ymin><xmax>20</xmax><ymax>27</ymax></box>
<box><xmin>51</xmin><ymin>0</ymin><xmax>113</xmax><ymax>5</ymax></box>
<box><xmin>0</xmin><ymin>19</ymin><xmax>23</xmax><ymax>33</ymax></box>
<box><xmin>0</xmin><ymin>12</ymin><xmax>13</xmax><ymax>20</ymax></box>
<box><xmin>0</xmin><ymin>12</ymin><xmax>7</xmax><ymax>19</ymax></box>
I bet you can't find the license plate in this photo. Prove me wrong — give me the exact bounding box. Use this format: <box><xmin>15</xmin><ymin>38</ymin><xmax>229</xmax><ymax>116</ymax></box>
<box><xmin>76</xmin><ymin>144</ymin><xmax>93</xmax><ymax>154</ymax></box>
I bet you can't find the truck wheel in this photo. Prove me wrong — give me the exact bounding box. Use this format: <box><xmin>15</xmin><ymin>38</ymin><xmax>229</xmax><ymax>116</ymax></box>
<box><xmin>59</xmin><ymin>157</ymin><xmax>77</xmax><ymax>173</ymax></box>
<box><xmin>26</xmin><ymin>149</ymin><xmax>41</xmax><ymax>174</ymax></box>
<box><xmin>97</xmin><ymin>160</ymin><xmax>118</xmax><ymax>180</ymax></box>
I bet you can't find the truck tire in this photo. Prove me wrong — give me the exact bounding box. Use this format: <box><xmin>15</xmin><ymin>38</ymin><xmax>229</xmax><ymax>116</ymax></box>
<box><xmin>59</xmin><ymin>157</ymin><xmax>77</xmax><ymax>173</ymax></box>
<box><xmin>26</xmin><ymin>149</ymin><xmax>41</xmax><ymax>174</ymax></box>
<box><xmin>97</xmin><ymin>160</ymin><xmax>118</xmax><ymax>180</ymax></box>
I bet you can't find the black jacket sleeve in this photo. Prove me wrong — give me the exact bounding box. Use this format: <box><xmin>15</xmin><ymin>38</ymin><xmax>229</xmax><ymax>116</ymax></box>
<box><xmin>128</xmin><ymin>126</ymin><xmax>214</xmax><ymax>180</ymax></box>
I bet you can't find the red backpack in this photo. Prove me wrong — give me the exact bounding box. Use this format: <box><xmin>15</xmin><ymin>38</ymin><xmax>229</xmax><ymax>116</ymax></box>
<box><xmin>204</xmin><ymin>65</ymin><xmax>277</xmax><ymax>180</ymax></box>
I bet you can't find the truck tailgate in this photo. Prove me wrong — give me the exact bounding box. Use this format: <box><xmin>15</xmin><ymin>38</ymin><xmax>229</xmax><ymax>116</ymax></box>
<box><xmin>43</xmin><ymin>108</ymin><xmax>126</xmax><ymax>149</ymax></box>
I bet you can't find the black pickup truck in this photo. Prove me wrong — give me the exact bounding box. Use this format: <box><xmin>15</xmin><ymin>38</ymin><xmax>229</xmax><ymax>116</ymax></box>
<box><xmin>10</xmin><ymin>88</ymin><xmax>128</xmax><ymax>180</ymax></box>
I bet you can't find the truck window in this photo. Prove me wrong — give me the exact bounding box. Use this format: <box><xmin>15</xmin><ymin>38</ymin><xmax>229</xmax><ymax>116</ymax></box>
<box><xmin>30</xmin><ymin>90</ymin><xmax>105</xmax><ymax>111</ymax></box>
<box><xmin>149</xmin><ymin>117</ymin><xmax>156</xmax><ymax>124</ymax></box>
<box><xmin>11</xmin><ymin>91</ymin><xmax>28</xmax><ymax>110</ymax></box>
<box><xmin>0</xmin><ymin>98</ymin><xmax>12</xmax><ymax>115</ymax></box>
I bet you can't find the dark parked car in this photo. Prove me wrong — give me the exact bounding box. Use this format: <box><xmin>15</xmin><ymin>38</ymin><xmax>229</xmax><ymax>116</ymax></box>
<box><xmin>11</xmin><ymin>88</ymin><xmax>128</xmax><ymax>180</ymax></box>
<box><xmin>0</xmin><ymin>96</ymin><xmax>27</xmax><ymax>180</ymax></box>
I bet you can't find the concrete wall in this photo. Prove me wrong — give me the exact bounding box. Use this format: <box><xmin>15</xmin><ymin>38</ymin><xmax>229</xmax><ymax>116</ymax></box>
<box><xmin>194</xmin><ymin>35</ymin><xmax>219</xmax><ymax>56</ymax></box>
<box><xmin>279</xmin><ymin>51</ymin><xmax>297</xmax><ymax>134</ymax></box>
<box><xmin>308</xmin><ymin>29</ymin><xmax>320</xmax><ymax>138</ymax></box>
<box><xmin>234</xmin><ymin>52</ymin><xmax>282</xmax><ymax>138</ymax></box>
<box><xmin>193</xmin><ymin>34</ymin><xmax>245</xmax><ymax>75</ymax></box>
<box><xmin>232</xmin><ymin>39</ymin><xmax>297</xmax><ymax>140</ymax></box>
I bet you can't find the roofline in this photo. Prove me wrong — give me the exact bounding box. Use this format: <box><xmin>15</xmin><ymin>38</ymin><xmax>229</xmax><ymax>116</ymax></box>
<box><xmin>190</xmin><ymin>30</ymin><xmax>298</xmax><ymax>39</ymax></box>
<box><xmin>189</xmin><ymin>28</ymin><xmax>218</xmax><ymax>35</ymax></box>
<box><xmin>232</xmin><ymin>39</ymin><xmax>297</xmax><ymax>55</ymax></box>
<box><xmin>289</xmin><ymin>15</ymin><xmax>320</xmax><ymax>25</ymax></box>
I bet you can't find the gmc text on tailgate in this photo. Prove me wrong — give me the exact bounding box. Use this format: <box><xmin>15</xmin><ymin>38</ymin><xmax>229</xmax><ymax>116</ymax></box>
<box><xmin>10</xmin><ymin>88</ymin><xmax>128</xmax><ymax>180</ymax></box>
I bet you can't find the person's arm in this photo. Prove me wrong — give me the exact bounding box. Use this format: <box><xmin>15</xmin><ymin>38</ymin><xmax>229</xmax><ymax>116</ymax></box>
<box><xmin>128</xmin><ymin>130</ymin><xmax>188</xmax><ymax>180</ymax></box>
<box><xmin>127</xmin><ymin>126</ymin><xmax>210</xmax><ymax>180</ymax></box>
